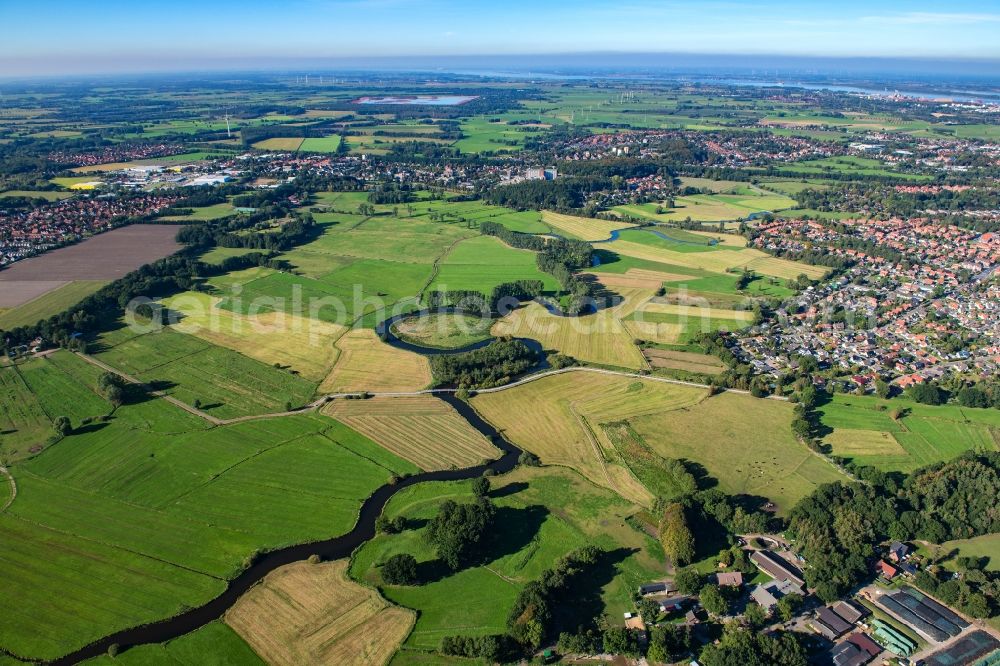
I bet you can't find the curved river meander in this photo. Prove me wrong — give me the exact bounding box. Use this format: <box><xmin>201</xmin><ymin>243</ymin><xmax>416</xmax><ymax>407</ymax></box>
<box><xmin>50</xmin><ymin>327</ymin><xmax>527</xmax><ymax>664</ymax></box>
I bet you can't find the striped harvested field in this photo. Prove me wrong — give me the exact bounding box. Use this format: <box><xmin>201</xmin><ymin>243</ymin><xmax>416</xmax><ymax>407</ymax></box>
<box><xmin>541</xmin><ymin>211</ymin><xmax>636</xmax><ymax>241</ymax></box>
<box><xmin>162</xmin><ymin>292</ymin><xmax>345</xmax><ymax>382</ymax></box>
<box><xmin>744</xmin><ymin>255</ymin><xmax>829</xmax><ymax>280</ymax></box>
<box><xmin>320</xmin><ymin>328</ymin><xmax>432</xmax><ymax>394</ymax></box>
<box><xmin>492</xmin><ymin>290</ymin><xmax>650</xmax><ymax>369</ymax></box>
<box><xmin>472</xmin><ymin>372</ymin><xmax>707</xmax><ymax>504</ymax></box>
<box><xmin>225</xmin><ymin>560</ymin><xmax>414</xmax><ymax>666</ymax></box>
<box><xmin>622</xmin><ymin>319</ymin><xmax>684</xmax><ymax>344</ymax></box>
<box><xmin>323</xmin><ymin>396</ymin><xmax>498</xmax><ymax>471</ymax></box>
<box><xmin>636</xmin><ymin>301</ymin><xmax>754</xmax><ymax>322</ymax></box>
<box><xmin>586</xmin><ymin>268</ymin><xmax>690</xmax><ymax>290</ymax></box>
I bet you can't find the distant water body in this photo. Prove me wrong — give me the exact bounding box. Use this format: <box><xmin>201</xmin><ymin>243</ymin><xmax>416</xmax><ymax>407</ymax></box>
<box><xmin>438</xmin><ymin>69</ymin><xmax>1000</xmax><ymax>103</ymax></box>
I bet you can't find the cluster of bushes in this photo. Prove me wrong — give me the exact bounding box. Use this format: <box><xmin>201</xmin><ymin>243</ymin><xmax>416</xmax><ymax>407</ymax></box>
<box><xmin>424</xmin><ymin>279</ymin><xmax>543</xmax><ymax>314</ymax></box>
<box><xmin>429</xmin><ymin>338</ymin><xmax>537</xmax><ymax>389</ymax></box>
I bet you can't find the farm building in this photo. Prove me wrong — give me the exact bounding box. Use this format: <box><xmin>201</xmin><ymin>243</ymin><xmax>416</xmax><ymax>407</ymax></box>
<box><xmin>639</xmin><ymin>581</ymin><xmax>676</xmax><ymax>596</ymax></box>
<box><xmin>829</xmin><ymin>632</ymin><xmax>882</xmax><ymax>666</ymax></box>
<box><xmin>831</xmin><ymin>600</ymin><xmax>867</xmax><ymax>625</ymax></box>
<box><xmin>714</xmin><ymin>572</ymin><xmax>743</xmax><ymax>587</ymax></box>
<box><xmin>750</xmin><ymin>579</ymin><xmax>803</xmax><ymax>611</ymax></box>
<box><xmin>812</xmin><ymin>606</ymin><xmax>853</xmax><ymax>640</ymax></box>
<box><xmin>750</xmin><ymin>550</ymin><xmax>806</xmax><ymax>587</ymax></box>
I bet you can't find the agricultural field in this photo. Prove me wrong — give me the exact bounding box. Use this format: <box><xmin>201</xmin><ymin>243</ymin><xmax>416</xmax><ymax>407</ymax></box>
<box><xmin>0</xmin><ymin>280</ymin><xmax>106</xmax><ymax>329</ymax></box>
<box><xmin>323</xmin><ymin>395</ymin><xmax>497</xmax><ymax>471</ymax></box>
<box><xmin>0</xmin><ymin>190</ymin><xmax>75</xmax><ymax>201</ymax></box>
<box><xmin>0</xmin><ymin>395</ymin><xmax>416</xmax><ymax>660</ymax></box>
<box><xmin>350</xmin><ymin>465</ymin><xmax>665</xmax><ymax>653</ymax></box>
<box><xmin>225</xmin><ymin>560</ymin><xmax>414</xmax><ymax>666</ymax></box>
<box><xmin>160</xmin><ymin>201</ymin><xmax>236</xmax><ymax>221</ymax></box>
<box><xmin>630</xmin><ymin>392</ymin><xmax>843</xmax><ymax>514</ymax></box>
<box><xmin>300</xmin><ymin>135</ymin><xmax>344</xmax><ymax>153</ymax></box>
<box><xmin>770</xmin><ymin>156</ymin><xmax>931</xmax><ymax>181</ymax></box>
<box><xmin>94</xmin><ymin>326</ymin><xmax>318</xmax><ymax>418</ymax></box>
<box><xmin>472</xmin><ymin>370</ymin><xmax>708</xmax><ymax>505</ymax></box>
<box><xmin>540</xmin><ymin>211</ymin><xmax>636</xmax><ymax>241</ymax></box>
<box><xmin>626</xmin><ymin>301</ymin><xmax>755</xmax><ymax>342</ymax></box>
<box><xmin>252</xmin><ymin>137</ymin><xmax>304</xmax><ymax>151</ymax></box>
<box><xmin>614</xmin><ymin>191</ymin><xmax>797</xmax><ymax>223</ymax></box>
<box><xmin>491</xmin><ymin>293</ymin><xmax>649</xmax><ymax>369</ymax></box>
<box><xmin>642</xmin><ymin>347</ymin><xmax>727</xmax><ymax>374</ymax></box>
<box><xmin>818</xmin><ymin>394</ymin><xmax>1000</xmax><ymax>472</ymax></box>
<box><xmin>161</xmin><ymin>291</ymin><xmax>345</xmax><ymax>382</ymax></box>
<box><xmin>0</xmin><ymin>351</ymin><xmax>112</xmax><ymax>461</ymax></box>
<box><xmin>391</xmin><ymin>312</ymin><xmax>493</xmax><ymax>349</ymax></box>
<box><xmin>319</xmin><ymin>328</ymin><xmax>431</xmax><ymax>394</ymax></box>
<box><xmin>428</xmin><ymin>235</ymin><xmax>559</xmax><ymax>295</ymax></box>
<box><xmin>84</xmin><ymin>622</ymin><xmax>264</xmax><ymax>666</ymax></box>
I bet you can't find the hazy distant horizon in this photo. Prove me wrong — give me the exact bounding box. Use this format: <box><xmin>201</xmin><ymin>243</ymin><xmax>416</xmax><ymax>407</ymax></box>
<box><xmin>4</xmin><ymin>0</ymin><xmax>1000</xmax><ymax>77</ymax></box>
<box><xmin>2</xmin><ymin>52</ymin><xmax>1000</xmax><ymax>84</ymax></box>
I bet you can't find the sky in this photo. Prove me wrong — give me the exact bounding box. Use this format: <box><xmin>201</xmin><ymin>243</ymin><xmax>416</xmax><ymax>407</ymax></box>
<box><xmin>3</xmin><ymin>0</ymin><xmax>1000</xmax><ymax>75</ymax></box>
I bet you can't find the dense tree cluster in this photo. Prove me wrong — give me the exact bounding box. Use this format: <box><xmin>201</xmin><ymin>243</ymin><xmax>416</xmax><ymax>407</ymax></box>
<box><xmin>699</xmin><ymin>624</ymin><xmax>807</xmax><ymax>666</ymax></box>
<box><xmin>425</xmin><ymin>498</ymin><xmax>496</xmax><ymax>570</ymax></box>
<box><xmin>429</xmin><ymin>338</ymin><xmax>538</xmax><ymax>389</ymax></box>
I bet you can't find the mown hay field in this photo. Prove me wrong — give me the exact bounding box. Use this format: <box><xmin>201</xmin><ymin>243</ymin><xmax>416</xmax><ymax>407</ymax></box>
<box><xmin>226</xmin><ymin>560</ymin><xmax>414</xmax><ymax>666</ymax></box>
<box><xmin>162</xmin><ymin>291</ymin><xmax>345</xmax><ymax>382</ymax></box>
<box><xmin>319</xmin><ymin>328</ymin><xmax>432</xmax><ymax>394</ymax></box>
<box><xmin>541</xmin><ymin>211</ymin><xmax>636</xmax><ymax>241</ymax></box>
<box><xmin>491</xmin><ymin>292</ymin><xmax>649</xmax><ymax>369</ymax></box>
<box><xmin>323</xmin><ymin>395</ymin><xmax>498</xmax><ymax>470</ymax></box>
<box><xmin>252</xmin><ymin>137</ymin><xmax>304</xmax><ymax>151</ymax></box>
<box><xmin>643</xmin><ymin>348</ymin><xmax>727</xmax><ymax>374</ymax></box>
<box><xmin>631</xmin><ymin>392</ymin><xmax>843</xmax><ymax>514</ymax></box>
<box><xmin>473</xmin><ymin>371</ymin><xmax>707</xmax><ymax>504</ymax></box>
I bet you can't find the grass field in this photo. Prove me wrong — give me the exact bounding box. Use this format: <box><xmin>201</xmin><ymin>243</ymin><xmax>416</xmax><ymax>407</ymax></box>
<box><xmin>350</xmin><ymin>465</ymin><xmax>665</xmax><ymax>651</ymax></box>
<box><xmin>391</xmin><ymin>312</ymin><xmax>493</xmax><ymax>349</ymax></box>
<box><xmin>0</xmin><ymin>351</ymin><xmax>112</xmax><ymax>461</ymax></box>
<box><xmin>541</xmin><ymin>211</ymin><xmax>636</xmax><ymax>241</ymax></box>
<box><xmin>162</xmin><ymin>291</ymin><xmax>345</xmax><ymax>382</ymax></box>
<box><xmin>604</xmin><ymin>237</ymin><xmax>828</xmax><ymax>280</ymax></box>
<box><xmin>939</xmin><ymin>534</ymin><xmax>1000</xmax><ymax>572</ymax></box>
<box><xmin>428</xmin><ymin>235</ymin><xmax>559</xmax><ymax>295</ymax></box>
<box><xmin>0</xmin><ymin>280</ymin><xmax>106</xmax><ymax>330</ymax></box>
<box><xmin>473</xmin><ymin>371</ymin><xmax>708</xmax><ymax>504</ymax></box>
<box><xmin>818</xmin><ymin>394</ymin><xmax>1000</xmax><ymax>472</ymax></box>
<box><xmin>95</xmin><ymin>326</ymin><xmax>318</xmax><ymax>418</ymax></box>
<box><xmin>0</xmin><ymin>190</ymin><xmax>75</xmax><ymax>201</ymax></box>
<box><xmin>614</xmin><ymin>191</ymin><xmax>796</xmax><ymax>223</ymax></box>
<box><xmin>491</xmin><ymin>292</ymin><xmax>650</xmax><ymax>369</ymax></box>
<box><xmin>85</xmin><ymin>621</ymin><xmax>263</xmax><ymax>665</ymax></box>
<box><xmin>226</xmin><ymin>560</ymin><xmax>414</xmax><ymax>666</ymax></box>
<box><xmin>252</xmin><ymin>137</ymin><xmax>305</xmax><ymax>151</ymax></box>
<box><xmin>626</xmin><ymin>301</ymin><xmax>754</xmax><ymax>342</ymax></box>
<box><xmin>631</xmin><ymin>392</ymin><xmax>843</xmax><ymax>514</ymax></box>
<box><xmin>160</xmin><ymin>201</ymin><xmax>236</xmax><ymax>221</ymax></box>
<box><xmin>1</xmin><ymin>394</ymin><xmax>418</xmax><ymax>660</ymax></box>
<box><xmin>323</xmin><ymin>395</ymin><xmax>498</xmax><ymax>471</ymax></box>
<box><xmin>299</xmin><ymin>135</ymin><xmax>343</xmax><ymax>153</ymax></box>
<box><xmin>319</xmin><ymin>328</ymin><xmax>431</xmax><ymax>394</ymax></box>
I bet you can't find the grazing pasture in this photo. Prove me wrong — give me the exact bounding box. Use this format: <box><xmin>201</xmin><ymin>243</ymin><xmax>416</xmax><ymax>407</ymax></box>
<box><xmin>631</xmin><ymin>392</ymin><xmax>842</xmax><ymax>514</ymax></box>
<box><xmin>226</xmin><ymin>560</ymin><xmax>413</xmax><ymax>666</ymax></box>
<box><xmin>429</xmin><ymin>235</ymin><xmax>559</xmax><ymax>295</ymax></box>
<box><xmin>85</xmin><ymin>622</ymin><xmax>263</xmax><ymax>665</ymax></box>
<box><xmin>0</xmin><ymin>397</ymin><xmax>415</xmax><ymax>660</ymax></box>
<box><xmin>351</xmin><ymin>466</ymin><xmax>665</xmax><ymax>653</ymax></box>
<box><xmin>323</xmin><ymin>395</ymin><xmax>497</xmax><ymax>470</ymax></box>
<box><xmin>473</xmin><ymin>371</ymin><xmax>707</xmax><ymax>504</ymax></box>
<box><xmin>319</xmin><ymin>328</ymin><xmax>431</xmax><ymax>394</ymax></box>
<box><xmin>95</xmin><ymin>327</ymin><xmax>317</xmax><ymax>418</ymax></box>
<box><xmin>160</xmin><ymin>202</ymin><xmax>236</xmax><ymax>221</ymax></box>
<box><xmin>819</xmin><ymin>394</ymin><xmax>1000</xmax><ymax>472</ymax></box>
